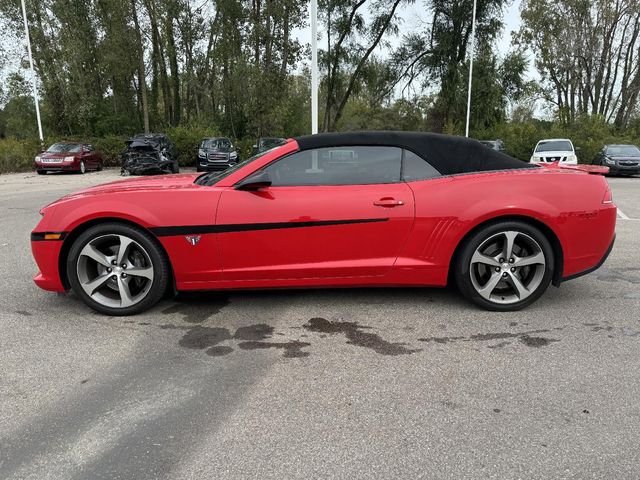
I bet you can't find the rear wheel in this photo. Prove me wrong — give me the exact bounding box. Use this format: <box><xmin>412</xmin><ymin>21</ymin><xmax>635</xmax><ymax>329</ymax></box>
<box><xmin>454</xmin><ymin>221</ymin><xmax>554</xmax><ymax>311</ymax></box>
<box><xmin>67</xmin><ymin>223</ymin><xmax>169</xmax><ymax>315</ymax></box>
<box><xmin>97</xmin><ymin>161</ymin><xmax>103</xmax><ymax>171</ymax></box>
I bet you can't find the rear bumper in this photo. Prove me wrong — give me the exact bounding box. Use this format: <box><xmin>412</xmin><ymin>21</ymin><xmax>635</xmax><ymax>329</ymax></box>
<box><xmin>561</xmin><ymin>234</ymin><xmax>615</xmax><ymax>283</ymax></box>
<box><xmin>31</xmin><ymin>237</ymin><xmax>66</xmax><ymax>291</ymax></box>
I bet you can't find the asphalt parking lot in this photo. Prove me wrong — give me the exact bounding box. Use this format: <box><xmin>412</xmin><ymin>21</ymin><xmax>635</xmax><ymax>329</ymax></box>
<box><xmin>1</xmin><ymin>169</ymin><xmax>639</xmax><ymax>479</ymax></box>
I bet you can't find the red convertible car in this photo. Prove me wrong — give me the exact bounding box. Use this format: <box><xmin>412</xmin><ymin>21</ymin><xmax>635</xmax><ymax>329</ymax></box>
<box><xmin>31</xmin><ymin>132</ymin><xmax>616</xmax><ymax>315</ymax></box>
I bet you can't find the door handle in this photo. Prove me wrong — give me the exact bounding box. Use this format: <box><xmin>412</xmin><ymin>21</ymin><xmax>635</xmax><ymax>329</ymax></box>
<box><xmin>373</xmin><ymin>197</ymin><xmax>404</xmax><ymax>207</ymax></box>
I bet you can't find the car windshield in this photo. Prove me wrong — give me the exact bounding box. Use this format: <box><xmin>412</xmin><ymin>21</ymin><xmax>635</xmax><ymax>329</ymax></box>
<box><xmin>203</xmin><ymin>138</ymin><xmax>231</xmax><ymax>149</ymax></box>
<box><xmin>46</xmin><ymin>143</ymin><xmax>81</xmax><ymax>153</ymax></box>
<box><xmin>535</xmin><ymin>140</ymin><xmax>573</xmax><ymax>152</ymax></box>
<box><xmin>195</xmin><ymin>145</ymin><xmax>282</xmax><ymax>186</ymax></box>
<box><xmin>606</xmin><ymin>145</ymin><xmax>640</xmax><ymax>156</ymax></box>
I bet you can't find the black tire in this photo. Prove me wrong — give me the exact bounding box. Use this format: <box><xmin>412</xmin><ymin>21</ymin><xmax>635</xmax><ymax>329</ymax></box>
<box><xmin>97</xmin><ymin>162</ymin><xmax>103</xmax><ymax>171</ymax></box>
<box><xmin>67</xmin><ymin>222</ymin><xmax>169</xmax><ymax>315</ymax></box>
<box><xmin>78</xmin><ymin>161</ymin><xmax>86</xmax><ymax>174</ymax></box>
<box><xmin>196</xmin><ymin>165</ymin><xmax>202</xmax><ymax>172</ymax></box>
<box><xmin>454</xmin><ymin>220</ymin><xmax>555</xmax><ymax>311</ymax></box>
<box><xmin>37</xmin><ymin>170</ymin><xmax>46</xmax><ymax>175</ymax></box>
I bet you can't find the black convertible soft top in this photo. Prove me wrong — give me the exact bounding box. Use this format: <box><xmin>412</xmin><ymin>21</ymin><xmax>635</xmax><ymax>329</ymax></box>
<box><xmin>294</xmin><ymin>131</ymin><xmax>534</xmax><ymax>176</ymax></box>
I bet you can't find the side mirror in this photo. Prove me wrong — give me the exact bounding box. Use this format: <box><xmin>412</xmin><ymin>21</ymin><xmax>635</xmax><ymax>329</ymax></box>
<box><xmin>252</xmin><ymin>144</ymin><xmax>257</xmax><ymax>149</ymax></box>
<box><xmin>236</xmin><ymin>170</ymin><xmax>272</xmax><ymax>191</ymax></box>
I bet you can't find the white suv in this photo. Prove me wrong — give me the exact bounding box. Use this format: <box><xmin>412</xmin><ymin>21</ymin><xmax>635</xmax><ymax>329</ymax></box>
<box><xmin>530</xmin><ymin>139</ymin><xmax>578</xmax><ymax>164</ymax></box>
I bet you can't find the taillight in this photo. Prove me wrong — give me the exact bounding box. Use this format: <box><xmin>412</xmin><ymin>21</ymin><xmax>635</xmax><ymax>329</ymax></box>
<box><xmin>602</xmin><ymin>183</ymin><xmax>613</xmax><ymax>204</ymax></box>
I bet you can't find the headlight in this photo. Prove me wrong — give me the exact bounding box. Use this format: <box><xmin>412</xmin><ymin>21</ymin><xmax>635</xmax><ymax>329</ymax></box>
<box><xmin>35</xmin><ymin>156</ymin><xmax>41</xmax><ymax>162</ymax></box>
<box><xmin>230</xmin><ymin>152</ymin><xmax>237</xmax><ymax>159</ymax></box>
<box><xmin>198</xmin><ymin>149</ymin><xmax>206</xmax><ymax>157</ymax></box>
<box><xmin>566</xmin><ymin>154</ymin><xmax>577</xmax><ymax>163</ymax></box>
<box><xmin>604</xmin><ymin>157</ymin><xmax>615</xmax><ymax>165</ymax></box>
<box><xmin>530</xmin><ymin>155</ymin><xmax>540</xmax><ymax>162</ymax></box>
<box><xmin>64</xmin><ymin>156</ymin><xmax>75</xmax><ymax>162</ymax></box>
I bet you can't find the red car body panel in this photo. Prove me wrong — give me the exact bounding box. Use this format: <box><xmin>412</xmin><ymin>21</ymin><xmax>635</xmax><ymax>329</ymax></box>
<box><xmin>31</xmin><ymin>139</ymin><xmax>617</xmax><ymax>294</ymax></box>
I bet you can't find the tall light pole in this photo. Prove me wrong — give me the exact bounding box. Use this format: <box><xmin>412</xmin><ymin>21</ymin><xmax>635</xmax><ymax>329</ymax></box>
<box><xmin>20</xmin><ymin>0</ymin><xmax>44</xmax><ymax>145</ymax></box>
<box><xmin>464</xmin><ymin>0</ymin><xmax>478</xmax><ymax>138</ymax></box>
<box><xmin>310</xmin><ymin>0</ymin><xmax>318</xmax><ymax>134</ymax></box>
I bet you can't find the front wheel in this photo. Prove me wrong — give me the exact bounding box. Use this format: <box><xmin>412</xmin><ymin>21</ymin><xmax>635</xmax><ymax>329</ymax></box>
<box><xmin>67</xmin><ymin>223</ymin><xmax>169</xmax><ymax>315</ymax></box>
<box><xmin>454</xmin><ymin>221</ymin><xmax>554</xmax><ymax>311</ymax></box>
<box><xmin>78</xmin><ymin>161</ymin><xmax>86</xmax><ymax>174</ymax></box>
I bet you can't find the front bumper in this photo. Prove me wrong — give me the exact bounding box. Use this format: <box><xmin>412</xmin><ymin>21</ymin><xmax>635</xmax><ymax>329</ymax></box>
<box><xmin>197</xmin><ymin>158</ymin><xmax>235</xmax><ymax>170</ymax></box>
<box><xmin>35</xmin><ymin>162</ymin><xmax>79</xmax><ymax>172</ymax></box>
<box><xmin>608</xmin><ymin>164</ymin><xmax>640</xmax><ymax>175</ymax></box>
<box><xmin>31</xmin><ymin>235</ymin><xmax>66</xmax><ymax>291</ymax></box>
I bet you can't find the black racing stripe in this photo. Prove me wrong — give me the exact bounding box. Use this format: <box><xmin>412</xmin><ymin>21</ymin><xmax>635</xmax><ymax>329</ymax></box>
<box><xmin>30</xmin><ymin>232</ymin><xmax>68</xmax><ymax>242</ymax></box>
<box><xmin>150</xmin><ymin>218</ymin><xmax>389</xmax><ymax>237</ymax></box>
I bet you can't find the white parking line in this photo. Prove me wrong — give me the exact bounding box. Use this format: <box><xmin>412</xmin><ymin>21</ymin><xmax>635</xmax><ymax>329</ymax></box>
<box><xmin>618</xmin><ymin>209</ymin><xmax>630</xmax><ymax>220</ymax></box>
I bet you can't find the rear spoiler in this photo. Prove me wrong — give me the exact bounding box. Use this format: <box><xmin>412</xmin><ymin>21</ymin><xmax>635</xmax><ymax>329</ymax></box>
<box><xmin>539</xmin><ymin>163</ymin><xmax>609</xmax><ymax>175</ymax></box>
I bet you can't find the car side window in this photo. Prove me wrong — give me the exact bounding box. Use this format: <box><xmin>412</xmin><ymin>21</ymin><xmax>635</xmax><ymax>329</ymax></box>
<box><xmin>265</xmin><ymin>146</ymin><xmax>402</xmax><ymax>186</ymax></box>
<box><xmin>402</xmin><ymin>149</ymin><xmax>441</xmax><ymax>181</ymax></box>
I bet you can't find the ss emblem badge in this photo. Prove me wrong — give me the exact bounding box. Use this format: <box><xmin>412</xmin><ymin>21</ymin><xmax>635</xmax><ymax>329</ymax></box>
<box><xmin>185</xmin><ymin>235</ymin><xmax>201</xmax><ymax>246</ymax></box>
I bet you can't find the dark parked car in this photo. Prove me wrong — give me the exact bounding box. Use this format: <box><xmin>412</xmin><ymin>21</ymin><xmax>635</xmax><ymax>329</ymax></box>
<box><xmin>35</xmin><ymin>142</ymin><xmax>103</xmax><ymax>175</ymax></box>
<box><xmin>479</xmin><ymin>139</ymin><xmax>506</xmax><ymax>152</ymax></box>
<box><xmin>196</xmin><ymin>137</ymin><xmax>239</xmax><ymax>172</ymax></box>
<box><xmin>253</xmin><ymin>137</ymin><xmax>287</xmax><ymax>153</ymax></box>
<box><xmin>121</xmin><ymin>134</ymin><xmax>179</xmax><ymax>176</ymax></box>
<box><xmin>592</xmin><ymin>144</ymin><xmax>640</xmax><ymax>176</ymax></box>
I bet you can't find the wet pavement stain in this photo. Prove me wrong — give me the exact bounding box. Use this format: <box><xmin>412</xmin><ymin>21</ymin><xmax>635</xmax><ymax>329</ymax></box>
<box><xmin>595</xmin><ymin>267</ymin><xmax>640</xmax><ymax>285</ymax></box>
<box><xmin>304</xmin><ymin>317</ymin><xmax>419</xmax><ymax>356</ymax></box>
<box><xmin>418</xmin><ymin>328</ymin><xmax>559</xmax><ymax>348</ymax></box>
<box><xmin>206</xmin><ymin>346</ymin><xmax>234</xmax><ymax>357</ymax></box>
<box><xmin>233</xmin><ymin>324</ymin><xmax>274</xmax><ymax>341</ymax></box>
<box><xmin>15</xmin><ymin>310</ymin><xmax>32</xmax><ymax>316</ymax></box>
<box><xmin>178</xmin><ymin>326</ymin><xmax>232</xmax><ymax>350</ymax></box>
<box><xmin>161</xmin><ymin>295</ymin><xmax>230</xmax><ymax>323</ymax></box>
<box><xmin>173</xmin><ymin>323</ymin><xmax>312</xmax><ymax>358</ymax></box>
<box><xmin>238</xmin><ymin>340</ymin><xmax>311</xmax><ymax>358</ymax></box>
<box><xmin>519</xmin><ymin>335</ymin><xmax>559</xmax><ymax>348</ymax></box>
<box><xmin>418</xmin><ymin>336</ymin><xmax>465</xmax><ymax>344</ymax></box>
<box><xmin>590</xmin><ymin>326</ymin><xmax>614</xmax><ymax>332</ymax></box>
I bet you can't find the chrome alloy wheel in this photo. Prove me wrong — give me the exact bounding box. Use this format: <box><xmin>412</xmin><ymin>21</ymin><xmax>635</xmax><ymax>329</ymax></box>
<box><xmin>469</xmin><ymin>230</ymin><xmax>546</xmax><ymax>305</ymax></box>
<box><xmin>76</xmin><ymin>234</ymin><xmax>155</xmax><ymax>309</ymax></box>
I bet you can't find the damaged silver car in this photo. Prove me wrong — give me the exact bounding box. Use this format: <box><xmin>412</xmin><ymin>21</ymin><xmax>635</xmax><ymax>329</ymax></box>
<box><xmin>121</xmin><ymin>134</ymin><xmax>180</xmax><ymax>175</ymax></box>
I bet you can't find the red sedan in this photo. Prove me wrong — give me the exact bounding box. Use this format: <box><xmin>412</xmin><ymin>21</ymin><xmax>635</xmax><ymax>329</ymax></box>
<box><xmin>35</xmin><ymin>142</ymin><xmax>103</xmax><ymax>174</ymax></box>
<box><xmin>31</xmin><ymin>132</ymin><xmax>616</xmax><ymax>315</ymax></box>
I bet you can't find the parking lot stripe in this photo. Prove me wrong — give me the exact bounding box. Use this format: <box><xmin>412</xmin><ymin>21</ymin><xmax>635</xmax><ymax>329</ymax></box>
<box><xmin>618</xmin><ymin>209</ymin><xmax>631</xmax><ymax>220</ymax></box>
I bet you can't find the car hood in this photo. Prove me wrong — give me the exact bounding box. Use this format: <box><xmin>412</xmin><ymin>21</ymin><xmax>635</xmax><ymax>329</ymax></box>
<box><xmin>608</xmin><ymin>156</ymin><xmax>640</xmax><ymax>161</ymax></box>
<box><xmin>534</xmin><ymin>150</ymin><xmax>574</xmax><ymax>157</ymax></box>
<box><xmin>39</xmin><ymin>152</ymin><xmax>72</xmax><ymax>159</ymax></box>
<box><xmin>54</xmin><ymin>173</ymin><xmax>202</xmax><ymax>202</ymax></box>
